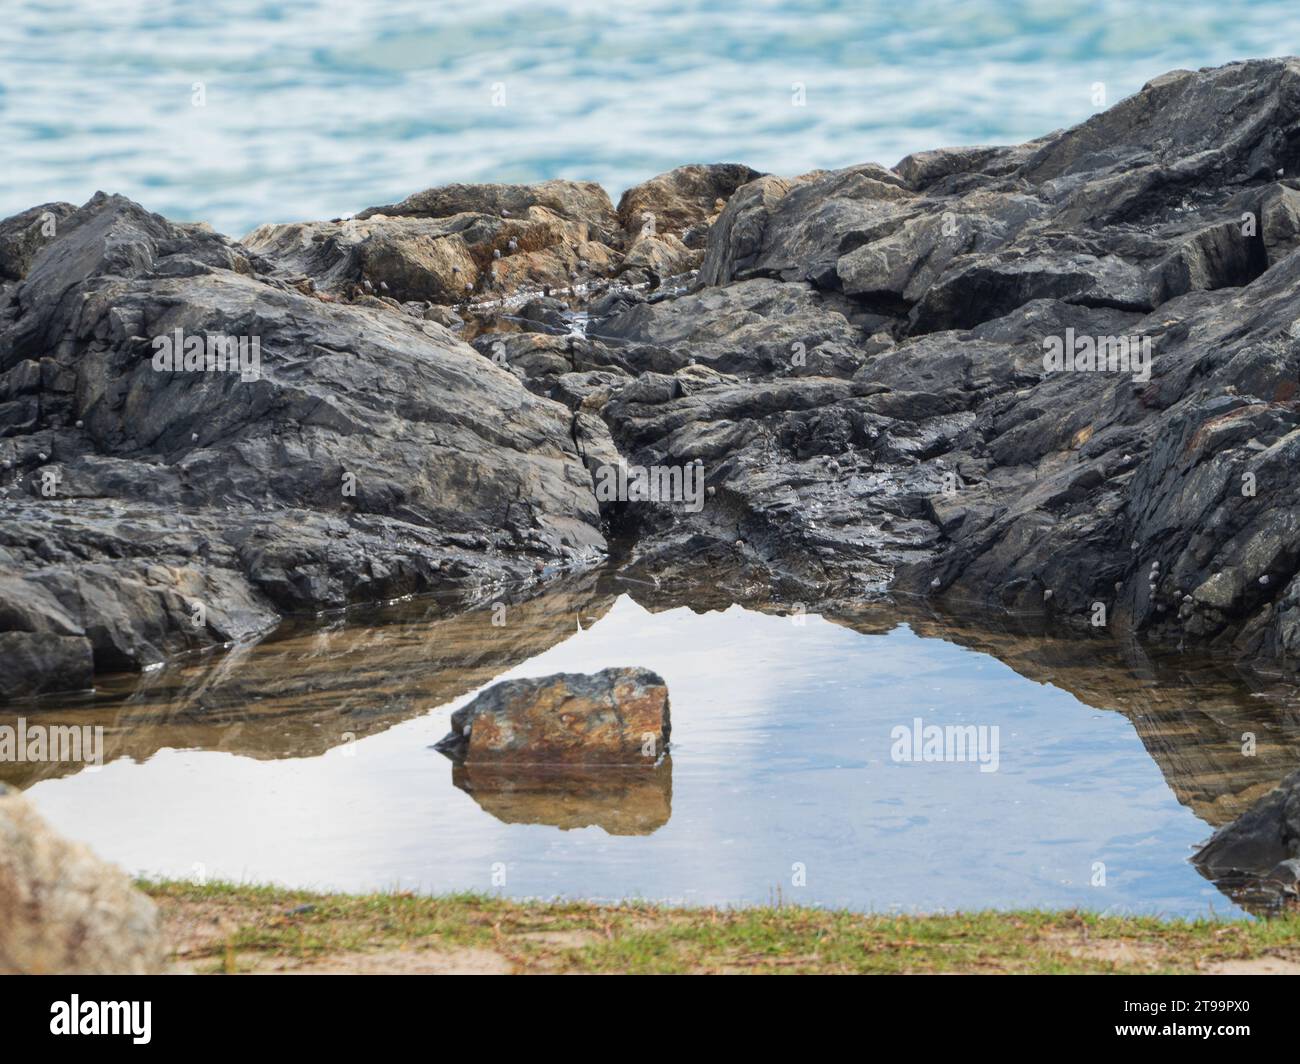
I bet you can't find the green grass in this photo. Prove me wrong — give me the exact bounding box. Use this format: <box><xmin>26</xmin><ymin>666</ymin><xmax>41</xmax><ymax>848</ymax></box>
<box><xmin>141</xmin><ymin>879</ymin><xmax>1300</xmax><ymax>974</ymax></box>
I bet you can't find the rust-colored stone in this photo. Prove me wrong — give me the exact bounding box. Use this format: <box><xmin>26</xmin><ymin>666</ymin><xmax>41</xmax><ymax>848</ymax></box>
<box><xmin>434</xmin><ymin>667</ymin><xmax>669</xmax><ymax>765</ymax></box>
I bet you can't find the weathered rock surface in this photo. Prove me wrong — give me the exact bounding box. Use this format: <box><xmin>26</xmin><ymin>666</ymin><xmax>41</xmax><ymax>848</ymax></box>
<box><xmin>617</xmin><ymin>164</ymin><xmax>761</xmax><ymax>241</ymax></box>
<box><xmin>7</xmin><ymin>58</ymin><xmax>1300</xmax><ymax>696</ymax></box>
<box><xmin>0</xmin><ymin>783</ymin><xmax>163</xmax><ymax>973</ymax></box>
<box><xmin>0</xmin><ymin>202</ymin><xmax>76</xmax><ymax>281</ymax></box>
<box><xmin>434</xmin><ymin>666</ymin><xmax>670</xmax><ymax>765</ymax></box>
<box><xmin>571</xmin><ymin>59</ymin><xmax>1300</xmax><ymax>665</ymax></box>
<box><xmin>0</xmin><ymin>192</ymin><xmax>609</xmax><ymax>697</ymax></box>
<box><xmin>1195</xmin><ymin>767</ymin><xmax>1300</xmax><ymax>898</ymax></box>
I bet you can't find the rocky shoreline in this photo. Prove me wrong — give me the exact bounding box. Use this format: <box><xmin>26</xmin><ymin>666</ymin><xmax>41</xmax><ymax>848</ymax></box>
<box><xmin>4</xmin><ymin>58</ymin><xmax>1300</xmax><ymax>700</ymax></box>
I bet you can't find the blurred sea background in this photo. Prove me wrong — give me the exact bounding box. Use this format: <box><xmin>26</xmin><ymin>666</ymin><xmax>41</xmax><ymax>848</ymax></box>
<box><xmin>3</xmin><ymin>0</ymin><xmax>1300</xmax><ymax>237</ymax></box>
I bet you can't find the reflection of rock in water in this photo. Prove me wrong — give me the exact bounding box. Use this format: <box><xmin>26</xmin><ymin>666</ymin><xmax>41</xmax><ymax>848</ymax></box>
<box><xmin>10</xmin><ymin>559</ymin><xmax>1300</xmax><ymax>908</ymax></box>
<box><xmin>622</xmin><ymin>578</ymin><xmax>1300</xmax><ymax>831</ymax></box>
<box><xmin>451</xmin><ymin>759</ymin><xmax>672</xmax><ymax>835</ymax></box>
<box><xmin>0</xmin><ymin>575</ymin><xmax>616</xmax><ymax>788</ymax></box>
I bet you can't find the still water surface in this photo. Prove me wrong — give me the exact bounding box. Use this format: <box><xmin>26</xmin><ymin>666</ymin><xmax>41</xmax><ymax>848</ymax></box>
<box><xmin>8</xmin><ymin>574</ymin><xmax>1298</xmax><ymax>918</ymax></box>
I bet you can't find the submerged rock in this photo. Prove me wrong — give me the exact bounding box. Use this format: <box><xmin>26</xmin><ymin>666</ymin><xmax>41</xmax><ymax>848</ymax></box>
<box><xmin>434</xmin><ymin>666</ymin><xmax>670</xmax><ymax>765</ymax></box>
<box><xmin>1194</xmin><ymin>767</ymin><xmax>1300</xmax><ymax>890</ymax></box>
<box><xmin>0</xmin><ymin>784</ymin><xmax>163</xmax><ymax>973</ymax></box>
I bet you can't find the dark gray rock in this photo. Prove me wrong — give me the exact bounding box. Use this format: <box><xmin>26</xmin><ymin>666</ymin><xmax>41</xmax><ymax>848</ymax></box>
<box><xmin>8</xmin><ymin>57</ymin><xmax>1300</xmax><ymax>696</ymax></box>
<box><xmin>1195</xmin><ymin>768</ymin><xmax>1300</xmax><ymax>888</ymax></box>
<box><xmin>588</xmin><ymin>59</ymin><xmax>1300</xmax><ymax>669</ymax></box>
<box><xmin>0</xmin><ymin>193</ymin><xmax>608</xmax><ymax>697</ymax></box>
<box><xmin>0</xmin><ymin>203</ymin><xmax>77</xmax><ymax>281</ymax></box>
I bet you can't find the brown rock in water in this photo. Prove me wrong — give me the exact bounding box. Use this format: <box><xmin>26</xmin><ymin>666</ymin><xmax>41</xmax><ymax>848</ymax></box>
<box><xmin>0</xmin><ymin>784</ymin><xmax>163</xmax><ymax>973</ymax></box>
<box><xmin>435</xmin><ymin>666</ymin><xmax>669</xmax><ymax>765</ymax></box>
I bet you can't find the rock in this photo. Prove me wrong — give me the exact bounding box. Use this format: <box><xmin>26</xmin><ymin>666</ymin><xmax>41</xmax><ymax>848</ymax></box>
<box><xmin>618</xmin><ymin>231</ymin><xmax>698</xmax><ymax>281</ymax></box>
<box><xmin>701</xmin><ymin>165</ymin><xmax>913</xmax><ymax>288</ymax></box>
<box><xmin>892</xmin><ymin>145</ymin><xmax>1020</xmax><ymax>190</ymax></box>
<box><xmin>697</xmin><ymin>174</ymin><xmax>797</xmax><ymax>285</ymax></box>
<box><xmin>0</xmin><ymin>192</ymin><xmax>607</xmax><ymax>694</ymax></box>
<box><xmin>9</xmin><ymin>56</ymin><xmax>1300</xmax><ymax>689</ymax></box>
<box><xmin>434</xmin><ymin>666</ymin><xmax>670</xmax><ymax>765</ymax></box>
<box><xmin>357</xmin><ymin>180</ymin><xmax>619</xmax><ymax>242</ymax></box>
<box><xmin>1264</xmin><ymin>857</ymin><xmax>1300</xmax><ymax>893</ymax></box>
<box><xmin>0</xmin><ymin>203</ymin><xmax>77</xmax><ymax>281</ymax></box>
<box><xmin>245</xmin><ymin>207</ymin><xmax>606</xmax><ymax>305</ymax></box>
<box><xmin>0</xmin><ymin>784</ymin><xmax>163</xmax><ymax>973</ymax></box>
<box><xmin>0</xmin><ymin>631</ymin><xmax>94</xmax><ymax>700</ymax></box>
<box><xmin>617</xmin><ymin>163</ymin><xmax>761</xmax><ymax>240</ymax></box>
<box><xmin>1194</xmin><ymin>768</ymin><xmax>1300</xmax><ymax>890</ymax></box>
<box><xmin>590</xmin><ymin>277</ymin><xmax>877</xmax><ymax>378</ymax></box>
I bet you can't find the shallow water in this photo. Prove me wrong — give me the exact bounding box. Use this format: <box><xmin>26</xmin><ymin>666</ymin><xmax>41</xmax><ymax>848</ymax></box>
<box><xmin>7</xmin><ymin>572</ymin><xmax>1299</xmax><ymax>918</ymax></box>
<box><xmin>5</xmin><ymin>1</ymin><xmax>1300</xmax><ymax>235</ymax></box>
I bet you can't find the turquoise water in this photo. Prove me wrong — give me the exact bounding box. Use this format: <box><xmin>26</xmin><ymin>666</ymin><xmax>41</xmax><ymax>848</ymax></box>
<box><xmin>3</xmin><ymin>1</ymin><xmax>1298</xmax><ymax>236</ymax></box>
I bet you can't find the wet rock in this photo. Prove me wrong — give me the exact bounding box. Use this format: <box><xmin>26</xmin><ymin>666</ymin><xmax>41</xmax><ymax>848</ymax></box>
<box><xmin>0</xmin><ymin>192</ymin><xmax>607</xmax><ymax>694</ymax></box>
<box><xmin>701</xmin><ymin>165</ymin><xmax>911</xmax><ymax>288</ymax></box>
<box><xmin>0</xmin><ymin>631</ymin><xmax>94</xmax><ymax>700</ymax></box>
<box><xmin>1194</xmin><ymin>768</ymin><xmax>1300</xmax><ymax>891</ymax></box>
<box><xmin>434</xmin><ymin>666</ymin><xmax>670</xmax><ymax>765</ymax></box>
<box><xmin>699</xmin><ymin>59</ymin><xmax>1300</xmax><ymax>337</ymax></box>
<box><xmin>892</xmin><ymin>145</ymin><xmax>1021</xmax><ymax>190</ymax></box>
<box><xmin>591</xmin><ymin>277</ymin><xmax>876</xmax><ymax>378</ymax></box>
<box><xmin>9</xmin><ymin>56</ymin><xmax>1300</xmax><ymax>686</ymax></box>
<box><xmin>698</xmin><ymin>175</ymin><xmax>797</xmax><ymax>286</ymax></box>
<box><xmin>0</xmin><ymin>784</ymin><xmax>163</xmax><ymax>973</ymax></box>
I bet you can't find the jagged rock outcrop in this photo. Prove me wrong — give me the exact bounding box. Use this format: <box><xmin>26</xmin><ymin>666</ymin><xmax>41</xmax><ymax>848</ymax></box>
<box><xmin>576</xmin><ymin>59</ymin><xmax>1300</xmax><ymax>665</ymax></box>
<box><xmin>246</xmin><ymin>180</ymin><xmax>623</xmax><ymax>305</ymax></box>
<box><xmin>6</xmin><ymin>58</ymin><xmax>1300</xmax><ymax>698</ymax></box>
<box><xmin>0</xmin><ymin>193</ymin><xmax>609</xmax><ymax>696</ymax></box>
